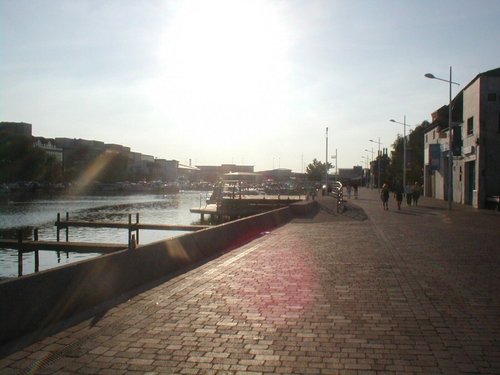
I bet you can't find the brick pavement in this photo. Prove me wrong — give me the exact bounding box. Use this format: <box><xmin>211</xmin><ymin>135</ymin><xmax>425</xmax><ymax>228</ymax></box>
<box><xmin>1</xmin><ymin>188</ymin><xmax>500</xmax><ymax>374</ymax></box>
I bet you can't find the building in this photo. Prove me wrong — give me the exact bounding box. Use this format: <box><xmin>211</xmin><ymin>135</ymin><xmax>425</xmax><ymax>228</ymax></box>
<box><xmin>152</xmin><ymin>159</ymin><xmax>178</xmax><ymax>182</ymax></box>
<box><xmin>338</xmin><ymin>166</ymin><xmax>364</xmax><ymax>186</ymax></box>
<box><xmin>196</xmin><ymin>164</ymin><xmax>254</xmax><ymax>183</ymax></box>
<box><xmin>424</xmin><ymin>67</ymin><xmax>500</xmax><ymax>208</ymax></box>
<box><xmin>258</xmin><ymin>168</ymin><xmax>293</xmax><ymax>182</ymax></box>
<box><xmin>0</xmin><ymin>122</ymin><xmax>32</xmax><ymax>137</ymax></box>
<box><xmin>33</xmin><ymin>137</ymin><xmax>63</xmax><ymax>163</ymax></box>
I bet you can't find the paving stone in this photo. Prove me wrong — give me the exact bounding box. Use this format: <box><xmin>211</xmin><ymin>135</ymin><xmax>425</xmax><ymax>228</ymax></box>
<box><xmin>1</xmin><ymin>189</ymin><xmax>500</xmax><ymax>374</ymax></box>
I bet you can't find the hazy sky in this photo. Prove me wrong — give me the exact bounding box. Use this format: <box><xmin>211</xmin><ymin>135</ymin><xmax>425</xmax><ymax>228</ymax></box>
<box><xmin>2</xmin><ymin>0</ymin><xmax>500</xmax><ymax>172</ymax></box>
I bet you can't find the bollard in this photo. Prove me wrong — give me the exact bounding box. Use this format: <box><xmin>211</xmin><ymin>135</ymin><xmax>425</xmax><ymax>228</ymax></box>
<box><xmin>56</xmin><ymin>213</ymin><xmax>60</xmax><ymax>242</ymax></box>
<box><xmin>128</xmin><ymin>214</ymin><xmax>132</xmax><ymax>249</ymax></box>
<box><xmin>136</xmin><ymin>212</ymin><xmax>140</xmax><ymax>245</ymax></box>
<box><xmin>17</xmin><ymin>229</ymin><xmax>23</xmax><ymax>277</ymax></box>
<box><xmin>34</xmin><ymin>228</ymin><xmax>39</xmax><ymax>273</ymax></box>
<box><xmin>65</xmin><ymin>212</ymin><xmax>69</xmax><ymax>242</ymax></box>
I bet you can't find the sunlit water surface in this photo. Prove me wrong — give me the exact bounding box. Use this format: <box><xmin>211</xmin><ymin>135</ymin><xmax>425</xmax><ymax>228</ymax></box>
<box><xmin>0</xmin><ymin>191</ymin><xmax>211</xmax><ymax>279</ymax></box>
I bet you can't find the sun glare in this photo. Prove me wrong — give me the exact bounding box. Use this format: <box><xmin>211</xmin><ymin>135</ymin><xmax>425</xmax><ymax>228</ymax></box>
<box><xmin>156</xmin><ymin>0</ymin><xmax>290</xmax><ymax>145</ymax></box>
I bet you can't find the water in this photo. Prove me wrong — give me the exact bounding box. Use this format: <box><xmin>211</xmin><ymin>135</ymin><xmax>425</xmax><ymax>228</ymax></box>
<box><xmin>0</xmin><ymin>191</ymin><xmax>211</xmax><ymax>279</ymax></box>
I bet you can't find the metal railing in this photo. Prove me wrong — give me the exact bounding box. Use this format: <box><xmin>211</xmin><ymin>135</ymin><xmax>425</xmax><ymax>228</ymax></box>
<box><xmin>330</xmin><ymin>181</ymin><xmax>344</xmax><ymax>213</ymax></box>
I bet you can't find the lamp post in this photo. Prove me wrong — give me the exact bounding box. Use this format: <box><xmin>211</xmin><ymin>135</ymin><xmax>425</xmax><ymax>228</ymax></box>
<box><xmin>361</xmin><ymin>156</ymin><xmax>369</xmax><ymax>169</ymax></box>
<box><xmin>365</xmin><ymin>148</ymin><xmax>374</xmax><ymax>188</ymax></box>
<box><xmin>325</xmin><ymin>127</ymin><xmax>329</xmax><ymax>192</ymax></box>
<box><xmin>390</xmin><ymin>116</ymin><xmax>412</xmax><ymax>190</ymax></box>
<box><xmin>425</xmin><ymin>67</ymin><xmax>460</xmax><ymax>210</ymax></box>
<box><xmin>331</xmin><ymin>149</ymin><xmax>338</xmax><ymax>181</ymax></box>
<box><xmin>369</xmin><ymin>138</ymin><xmax>383</xmax><ymax>191</ymax></box>
<box><xmin>365</xmin><ymin>148</ymin><xmax>374</xmax><ymax>162</ymax></box>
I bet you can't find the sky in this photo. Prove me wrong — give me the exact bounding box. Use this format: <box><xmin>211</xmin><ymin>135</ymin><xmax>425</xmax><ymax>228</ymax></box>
<box><xmin>1</xmin><ymin>0</ymin><xmax>500</xmax><ymax>173</ymax></box>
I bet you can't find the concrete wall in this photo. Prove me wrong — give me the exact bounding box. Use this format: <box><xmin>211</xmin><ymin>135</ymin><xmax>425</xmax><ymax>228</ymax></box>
<box><xmin>0</xmin><ymin>204</ymin><xmax>313</xmax><ymax>344</ymax></box>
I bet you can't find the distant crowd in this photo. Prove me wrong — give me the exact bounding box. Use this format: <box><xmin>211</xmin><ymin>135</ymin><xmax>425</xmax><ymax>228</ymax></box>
<box><xmin>380</xmin><ymin>181</ymin><xmax>421</xmax><ymax>211</ymax></box>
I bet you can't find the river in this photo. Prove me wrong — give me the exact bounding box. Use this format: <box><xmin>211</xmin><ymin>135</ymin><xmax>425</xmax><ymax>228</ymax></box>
<box><xmin>0</xmin><ymin>191</ymin><xmax>212</xmax><ymax>279</ymax></box>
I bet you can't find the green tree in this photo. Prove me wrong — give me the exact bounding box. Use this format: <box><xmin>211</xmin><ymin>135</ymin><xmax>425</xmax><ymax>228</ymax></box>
<box><xmin>388</xmin><ymin>121</ymin><xmax>429</xmax><ymax>186</ymax></box>
<box><xmin>96</xmin><ymin>152</ymin><xmax>129</xmax><ymax>182</ymax></box>
<box><xmin>306</xmin><ymin>158</ymin><xmax>332</xmax><ymax>183</ymax></box>
<box><xmin>0</xmin><ymin>132</ymin><xmax>51</xmax><ymax>182</ymax></box>
<box><xmin>372</xmin><ymin>153</ymin><xmax>391</xmax><ymax>188</ymax></box>
<box><xmin>406</xmin><ymin>121</ymin><xmax>428</xmax><ymax>185</ymax></box>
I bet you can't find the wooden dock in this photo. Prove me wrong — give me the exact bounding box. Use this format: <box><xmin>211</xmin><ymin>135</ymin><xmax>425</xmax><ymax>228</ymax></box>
<box><xmin>53</xmin><ymin>212</ymin><xmax>210</xmax><ymax>245</ymax></box>
<box><xmin>55</xmin><ymin>220</ymin><xmax>209</xmax><ymax>232</ymax></box>
<box><xmin>0</xmin><ymin>239</ymin><xmax>126</xmax><ymax>254</ymax></box>
<box><xmin>0</xmin><ymin>237</ymin><xmax>127</xmax><ymax>277</ymax></box>
<box><xmin>1</xmin><ymin>212</ymin><xmax>211</xmax><ymax>278</ymax></box>
<box><xmin>190</xmin><ymin>195</ymin><xmax>303</xmax><ymax>221</ymax></box>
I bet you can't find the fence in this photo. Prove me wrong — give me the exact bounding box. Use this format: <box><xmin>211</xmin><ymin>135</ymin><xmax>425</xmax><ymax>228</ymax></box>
<box><xmin>330</xmin><ymin>181</ymin><xmax>344</xmax><ymax>213</ymax></box>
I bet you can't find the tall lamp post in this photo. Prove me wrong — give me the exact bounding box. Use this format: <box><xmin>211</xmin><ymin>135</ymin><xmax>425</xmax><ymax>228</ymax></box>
<box><xmin>390</xmin><ymin>116</ymin><xmax>412</xmax><ymax>189</ymax></box>
<box><xmin>369</xmin><ymin>138</ymin><xmax>383</xmax><ymax>191</ymax></box>
<box><xmin>325</xmin><ymin>127</ymin><xmax>329</xmax><ymax>191</ymax></box>
<box><xmin>365</xmin><ymin>148</ymin><xmax>374</xmax><ymax>162</ymax></box>
<box><xmin>361</xmin><ymin>156</ymin><xmax>369</xmax><ymax>169</ymax></box>
<box><xmin>331</xmin><ymin>149</ymin><xmax>338</xmax><ymax>181</ymax></box>
<box><xmin>425</xmin><ymin>67</ymin><xmax>460</xmax><ymax>210</ymax></box>
<box><xmin>365</xmin><ymin>148</ymin><xmax>374</xmax><ymax>188</ymax></box>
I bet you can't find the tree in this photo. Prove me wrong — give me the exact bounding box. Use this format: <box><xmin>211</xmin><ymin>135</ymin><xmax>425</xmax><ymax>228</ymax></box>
<box><xmin>306</xmin><ymin>158</ymin><xmax>332</xmax><ymax>183</ymax></box>
<box><xmin>371</xmin><ymin>153</ymin><xmax>391</xmax><ymax>188</ymax></box>
<box><xmin>388</xmin><ymin>121</ymin><xmax>429</xmax><ymax>186</ymax></box>
<box><xmin>96</xmin><ymin>152</ymin><xmax>129</xmax><ymax>182</ymax></box>
<box><xmin>0</xmin><ymin>131</ymin><xmax>55</xmax><ymax>182</ymax></box>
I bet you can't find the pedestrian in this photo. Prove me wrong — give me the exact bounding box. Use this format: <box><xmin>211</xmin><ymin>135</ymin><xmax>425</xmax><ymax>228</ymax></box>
<box><xmin>353</xmin><ymin>184</ymin><xmax>358</xmax><ymax>199</ymax></box>
<box><xmin>381</xmin><ymin>183</ymin><xmax>390</xmax><ymax>210</ymax></box>
<box><xmin>393</xmin><ymin>180</ymin><xmax>403</xmax><ymax>210</ymax></box>
<box><xmin>412</xmin><ymin>182</ymin><xmax>421</xmax><ymax>206</ymax></box>
<box><xmin>346</xmin><ymin>184</ymin><xmax>352</xmax><ymax>199</ymax></box>
<box><xmin>405</xmin><ymin>182</ymin><xmax>413</xmax><ymax>206</ymax></box>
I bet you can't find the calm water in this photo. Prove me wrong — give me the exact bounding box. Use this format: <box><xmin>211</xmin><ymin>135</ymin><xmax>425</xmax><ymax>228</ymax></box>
<box><xmin>0</xmin><ymin>191</ymin><xmax>211</xmax><ymax>279</ymax></box>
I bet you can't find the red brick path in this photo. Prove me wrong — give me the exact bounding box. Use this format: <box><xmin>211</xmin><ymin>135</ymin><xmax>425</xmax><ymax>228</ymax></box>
<box><xmin>1</xmin><ymin>188</ymin><xmax>499</xmax><ymax>374</ymax></box>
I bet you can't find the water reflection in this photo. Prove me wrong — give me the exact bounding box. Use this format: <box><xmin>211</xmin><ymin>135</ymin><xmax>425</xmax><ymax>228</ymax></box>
<box><xmin>0</xmin><ymin>192</ymin><xmax>207</xmax><ymax>279</ymax></box>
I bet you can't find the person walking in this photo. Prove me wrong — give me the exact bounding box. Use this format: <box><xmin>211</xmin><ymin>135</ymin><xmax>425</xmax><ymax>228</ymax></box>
<box><xmin>381</xmin><ymin>183</ymin><xmax>390</xmax><ymax>210</ymax></box>
<box><xmin>394</xmin><ymin>180</ymin><xmax>404</xmax><ymax>210</ymax></box>
<box><xmin>412</xmin><ymin>182</ymin><xmax>421</xmax><ymax>206</ymax></box>
<box><xmin>405</xmin><ymin>182</ymin><xmax>413</xmax><ymax>206</ymax></box>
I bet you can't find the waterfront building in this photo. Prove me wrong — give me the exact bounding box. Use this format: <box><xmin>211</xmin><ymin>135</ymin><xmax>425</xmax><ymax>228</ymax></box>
<box><xmin>152</xmin><ymin>159</ymin><xmax>179</xmax><ymax>182</ymax></box>
<box><xmin>0</xmin><ymin>122</ymin><xmax>32</xmax><ymax>137</ymax></box>
<box><xmin>424</xmin><ymin>67</ymin><xmax>500</xmax><ymax>208</ymax></box>
<box><xmin>177</xmin><ymin>164</ymin><xmax>201</xmax><ymax>186</ymax></box>
<box><xmin>196</xmin><ymin>164</ymin><xmax>254</xmax><ymax>183</ymax></box>
<box><xmin>258</xmin><ymin>168</ymin><xmax>293</xmax><ymax>182</ymax></box>
<box><xmin>33</xmin><ymin>137</ymin><xmax>63</xmax><ymax>163</ymax></box>
<box><xmin>338</xmin><ymin>166</ymin><xmax>364</xmax><ymax>186</ymax></box>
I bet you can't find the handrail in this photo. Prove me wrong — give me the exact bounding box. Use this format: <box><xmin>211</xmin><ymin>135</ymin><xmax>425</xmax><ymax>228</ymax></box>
<box><xmin>330</xmin><ymin>181</ymin><xmax>344</xmax><ymax>213</ymax></box>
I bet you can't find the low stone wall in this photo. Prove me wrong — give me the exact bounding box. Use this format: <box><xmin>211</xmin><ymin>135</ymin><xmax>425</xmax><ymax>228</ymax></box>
<box><xmin>0</xmin><ymin>205</ymin><xmax>300</xmax><ymax>344</ymax></box>
<box><xmin>289</xmin><ymin>199</ymin><xmax>318</xmax><ymax>216</ymax></box>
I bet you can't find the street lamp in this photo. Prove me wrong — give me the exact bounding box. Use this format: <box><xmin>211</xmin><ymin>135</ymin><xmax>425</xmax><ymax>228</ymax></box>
<box><xmin>331</xmin><ymin>149</ymin><xmax>338</xmax><ymax>180</ymax></box>
<box><xmin>369</xmin><ymin>138</ymin><xmax>383</xmax><ymax>191</ymax></box>
<box><xmin>425</xmin><ymin>67</ymin><xmax>460</xmax><ymax>210</ymax></box>
<box><xmin>390</xmin><ymin>116</ymin><xmax>413</xmax><ymax>190</ymax></box>
<box><xmin>364</xmin><ymin>148</ymin><xmax>374</xmax><ymax>162</ymax></box>
<box><xmin>365</xmin><ymin>148</ymin><xmax>374</xmax><ymax>188</ymax></box>
<box><xmin>361</xmin><ymin>155</ymin><xmax>369</xmax><ymax>169</ymax></box>
<box><xmin>325</xmin><ymin>127</ymin><xmax>329</xmax><ymax>191</ymax></box>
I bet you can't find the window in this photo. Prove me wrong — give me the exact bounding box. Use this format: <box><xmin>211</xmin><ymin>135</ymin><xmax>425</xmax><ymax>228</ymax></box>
<box><xmin>467</xmin><ymin>117</ymin><xmax>474</xmax><ymax>135</ymax></box>
<box><xmin>487</xmin><ymin>93</ymin><xmax>497</xmax><ymax>101</ymax></box>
